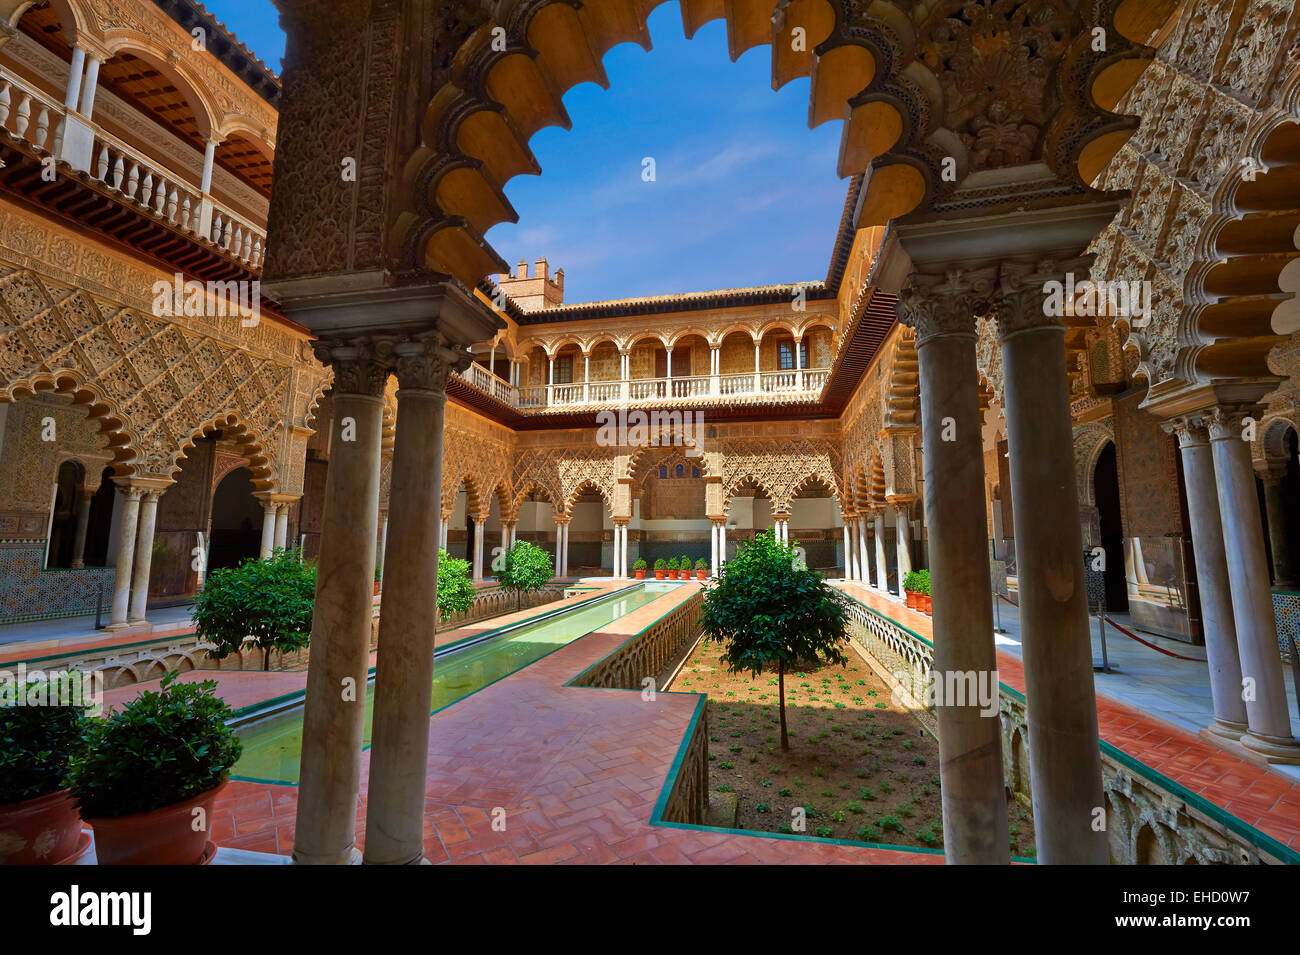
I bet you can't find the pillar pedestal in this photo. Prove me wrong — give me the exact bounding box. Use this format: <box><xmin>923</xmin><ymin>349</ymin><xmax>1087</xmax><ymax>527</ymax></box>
<box><xmin>106</xmin><ymin>485</ymin><xmax>143</xmax><ymax>630</ymax></box>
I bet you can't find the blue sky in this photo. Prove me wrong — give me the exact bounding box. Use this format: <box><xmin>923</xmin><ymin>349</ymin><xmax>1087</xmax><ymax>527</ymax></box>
<box><xmin>204</xmin><ymin>2</ymin><xmax>847</xmax><ymax>304</ymax></box>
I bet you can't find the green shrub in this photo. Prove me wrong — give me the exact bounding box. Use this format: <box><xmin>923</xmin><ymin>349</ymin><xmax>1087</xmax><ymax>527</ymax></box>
<box><xmin>916</xmin><ymin>569</ymin><xmax>931</xmax><ymax>596</ymax></box>
<box><xmin>0</xmin><ymin>682</ymin><xmax>91</xmax><ymax>804</ymax></box>
<box><xmin>633</xmin><ymin>558</ymin><xmax>647</xmax><ymax>571</ymax></box>
<box><xmin>666</xmin><ymin>557</ymin><xmax>678</xmax><ymax>571</ymax></box>
<box><xmin>694</xmin><ymin>558</ymin><xmax>707</xmax><ymax>571</ymax></box>
<box><xmin>701</xmin><ymin>529</ymin><xmax>849</xmax><ymax>751</ymax></box>
<box><xmin>497</xmin><ymin>540</ymin><xmax>553</xmax><ymax>610</ymax></box>
<box><xmin>654</xmin><ymin>558</ymin><xmax>667</xmax><ymax>570</ymax></box>
<box><xmin>679</xmin><ymin>555</ymin><xmax>690</xmax><ymax>571</ymax></box>
<box><xmin>193</xmin><ymin>550</ymin><xmax>316</xmax><ymax>670</ymax></box>
<box><xmin>69</xmin><ymin>673</ymin><xmax>241</xmax><ymax>818</ymax></box>
<box><xmin>436</xmin><ymin>547</ymin><xmax>474</xmax><ymax>620</ymax></box>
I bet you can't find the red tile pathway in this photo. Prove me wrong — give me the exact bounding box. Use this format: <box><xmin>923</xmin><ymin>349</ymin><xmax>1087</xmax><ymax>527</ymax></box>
<box><xmin>836</xmin><ymin>582</ymin><xmax>1300</xmax><ymax>851</ymax></box>
<box><xmin>206</xmin><ymin>583</ymin><xmax>941</xmax><ymax>864</ymax></box>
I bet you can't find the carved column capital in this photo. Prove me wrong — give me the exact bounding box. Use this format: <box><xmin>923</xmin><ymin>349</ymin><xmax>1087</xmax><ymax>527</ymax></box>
<box><xmin>313</xmin><ymin>338</ymin><xmax>393</xmax><ymax>397</ymax></box>
<box><xmin>897</xmin><ymin>267</ymin><xmax>999</xmax><ymax>345</ymax></box>
<box><xmin>1206</xmin><ymin>404</ymin><xmax>1265</xmax><ymax>443</ymax></box>
<box><xmin>993</xmin><ymin>255</ymin><xmax>1094</xmax><ymax>339</ymax></box>
<box><xmin>1161</xmin><ymin>414</ymin><xmax>1211</xmax><ymax>448</ymax></box>
<box><xmin>392</xmin><ymin>334</ymin><xmax>470</xmax><ymax>396</ymax></box>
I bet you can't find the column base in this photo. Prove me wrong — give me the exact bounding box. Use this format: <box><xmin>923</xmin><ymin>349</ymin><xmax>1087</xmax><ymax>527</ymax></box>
<box><xmin>1198</xmin><ymin>719</ymin><xmax>1249</xmax><ymax>744</ymax></box>
<box><xmin>363</xmin><ymin>851</ymin><xmax>429</xmax><ymax>865</ymax></box>
<box><xmin>293</xmin><ymin>845</ymin><xmax>363</xmax><ymax>865</ymax></box>
<box><xmin>103</xmin><ymin>621</ymin><xmax>132</xmax><ymax>631</ymax></box>
<box><xmin>1239</xmin><ymin>730</ymin><xmax>1300</xmax><ymax>765</ymax></box>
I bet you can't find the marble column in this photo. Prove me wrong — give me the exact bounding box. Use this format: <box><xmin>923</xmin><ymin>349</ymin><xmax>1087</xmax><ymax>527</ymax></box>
<box><xmin>128</xmin><ymin>489</ymin><xmax>161</xmax><ymax>622</ymax></box>
<box><xmin>1260</xmin><ymin>468</ymin><xmax>1296</xmax><ymax>588</ymax></box>
<box><xmin>1169</xmin><ymin>418</ymin><xmax>1249</xmax><ymax>740</ymax></box>
<box><xmin>1208</xmin><ymin>406</ymin><xmax>1300</xmax><ymax>761</ymax></box>
<box><xmin>559</xmin><ymin>521</ymin><xmax>569</xmax><ymax>577</ymax></box>
<box><xmin>69</xmin><ymin>493</ymin><xmax>93</xmax><ymax>569</ymax></box>
<box><xmin>842</xmin><ymin>522</ymin><xmax>853</xmax><ymax>579</ymax></box>
<box><xmin>472</xmin><ymin>518</ymin><xmax>485</xmax><ymax>581</ymax></box>
<box><xmin>274</xmin><ymin>503</ymin><xmax>290</xmax><ymax>551</ymax></box>
<box><xmin>996</xmin><ymin>260</ymin><xmax>1105</xmax><ymax>863</ymax></box>
<box><xmin>107</xmin><ymin>485</ymin><xmax>142</xmax><ymax>629</ymax></box>
<box><xmin>713</xmin><ymin>522</ymin><xmax>722</xmax><ymax>577</ymax></box>
<box><xmin>259</xmin><ymin>501</ymin><xmax>277</xmax><ymax>559</ymax></box>
<box><xmin>857</xmin><ymin>517</ymin><xmax>870</xmax><ymax>589</ymax></box>
<box><xmin>377</xmin><ymin>514</ymin><xmax>389</xmax><ymax>583</ymax></box>
<box><xmin>293</xmin><ymin>343</ymin><xmax>387</xmax><ymax>866</ymax></box>
<box><xmin>873</xmin><ymin>512</ymin><xmax>888</xmax><ymax>593</ymax></box>
<box><xmin>900</xmin><ymin>269</ymin><xmax>1009</xmax><ymax>865</ymax></box>
<box><xmin>365</xmin><ymin>339</ymin><xmax>457</xmax><ymax>865</ymax></box>
<box><xmin>553</xmin><ymin>518</ymin><xmax>562</xmax><ymax>575</ymax></box>
<box><xmin>894</xmin><ymin>502</ymin><xmax>913</xmax><ymax>581</ymax></box>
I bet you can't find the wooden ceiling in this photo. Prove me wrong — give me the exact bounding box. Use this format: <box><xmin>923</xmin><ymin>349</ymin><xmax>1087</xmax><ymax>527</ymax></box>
<box><xmin>15</xmin><ymin>3</ymin><xmax>272</xmax><ymax>197</ymax></box>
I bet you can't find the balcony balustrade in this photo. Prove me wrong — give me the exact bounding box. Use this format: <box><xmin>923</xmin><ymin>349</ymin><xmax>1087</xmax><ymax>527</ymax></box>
<box><xmin>458</xmin><ymin>363</ymin><xmax>831</xmax><ymax>411</ymax></box>
<box><xmin>0</xmin><ymin>68</ymin><xmax>265</xmax><ymax>272</ymax></box>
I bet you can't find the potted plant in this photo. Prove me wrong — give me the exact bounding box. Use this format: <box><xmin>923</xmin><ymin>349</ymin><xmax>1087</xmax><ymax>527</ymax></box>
<box><xmin>69</xmin><ymin>672</ymin><xmax>242</xmax><ymax>865</ymax></box>
<box><xmin>918</xmin><ymin>569</ymin><xmax>932</xmax><ymax>615</ymax></box>
<box><xmin>694</xmin><ymin>558</ymin><xmax>707</xmax><ymax>580</ymax></box>
<box><xmin>0</xmin><ymin>680</ymin><xmax>91</xmax><ymax>864</ymax></box>
<box><xmin>654</xmin><ymin>558</ymin><xmax>667</xmax><ymax>580</ymax></box>
<box><xmin>903</xmin><ymin>570</ymin><xmax>919</xmax><ymax>609</ymax></box>
<box><xmin>666</xmin><ymin>557</ymin><xmax>679</xmax><ymax>580</ymax></box>
<box><xmin>680</xmin><ymin>556</ymin><xmax>691</xmax><ymax>581</ymax></box>
<box><xmin>633</xmin><ymin>558</ymin><xmax>647</xmax><ymax>580</ymax></box>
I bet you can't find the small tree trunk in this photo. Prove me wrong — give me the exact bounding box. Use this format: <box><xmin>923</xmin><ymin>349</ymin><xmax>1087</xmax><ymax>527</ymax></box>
<box><xmin>778</xmin><ymin>659</ymin><xmax>789</xmax><ymax>751</ymax></box>
<box><xmin>263</xmin><ymin>645</ymin><xmax>272</xmax><ymax>672</ymax></box>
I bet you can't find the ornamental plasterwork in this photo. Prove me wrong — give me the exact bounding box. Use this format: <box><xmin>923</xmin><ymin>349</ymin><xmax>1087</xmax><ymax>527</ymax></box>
<box><xmin>1090</xmin><ymin>0</ymin><xmax>1300</xmax><ymax>396</ymax></box>
<box><xmin>82</xmin><ymin>0</ymin><xmax>278</xmax><ymax>136</ymax></box>
<box><xmin>0</xmin><ymin>203</ymin><xmax>311</xmax><ymax>367</ymax></box>
<box><xmin>440</xmin><ymin>405</ymin><xmax>513</xmax><ymax>521</ymax></box>
<box><xmin>719</xmin><ymin>437</ymin><xmax>842</xmax><ymax>514</ymax></box>
<box><xmin>508</xmin><ymin>443</ymin><xmax>619</xmax><ymax>520</ymax></box>
<box><xmin>1072</xmin><ymin>421</ymin><xmax>1115</xmax><ymax>507</ymax></box>
<box><xmin>0</xmin><ymin>267</ymin><xmax>291</xmax><ymax>486</ymax></box>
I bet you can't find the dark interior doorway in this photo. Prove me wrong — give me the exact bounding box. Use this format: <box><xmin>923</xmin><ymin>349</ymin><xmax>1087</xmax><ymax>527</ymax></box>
<box><xmin>1094</xmin><ymin>442</ymin><xmax>1128</xmax><ymax>612</ymax></box>
<box><xmin>209</xmin><ymin>468</ymin><xmax>262</xmax><ymax>570</ymax></box>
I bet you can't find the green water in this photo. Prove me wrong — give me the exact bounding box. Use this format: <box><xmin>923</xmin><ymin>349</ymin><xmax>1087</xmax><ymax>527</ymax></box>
<box><xmin>231</xmin><ymin>584</ymin><xmax>666</xmax><ymax>784</ymax></box>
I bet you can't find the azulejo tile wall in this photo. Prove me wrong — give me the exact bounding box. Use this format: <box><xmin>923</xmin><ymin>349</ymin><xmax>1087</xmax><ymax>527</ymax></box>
<box><xmin>0</xmin><ymin>541</ymin><xmax>115</xmax><ymax>624</ymax></box>
<box><xmin>1272</xmin><ymin>590</ymin><xmax>1300</xmax><ymax>661</ymax></box>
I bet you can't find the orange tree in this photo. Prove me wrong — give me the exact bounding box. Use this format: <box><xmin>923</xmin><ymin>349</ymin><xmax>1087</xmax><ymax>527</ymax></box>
<box><xmin>700</xmin><ymin>528</ymin><xmax>850</xmax><ymax>750</ymax></box>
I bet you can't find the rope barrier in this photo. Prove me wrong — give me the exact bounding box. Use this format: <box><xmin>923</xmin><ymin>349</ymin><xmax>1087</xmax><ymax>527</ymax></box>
<box><xmin>996</xmin><ymin>591</ymin><xmax>1206</xmax><ymax>662</ymax></box>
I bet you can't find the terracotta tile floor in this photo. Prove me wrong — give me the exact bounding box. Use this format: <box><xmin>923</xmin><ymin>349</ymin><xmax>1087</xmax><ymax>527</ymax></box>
<box><xmin>206</xmin><ymin>584</ymin><xmax>941</xmax><ymax>864</ymax></box>
<box><xmin>836</xmin><ymin>583</ymin><xmax>1300</xmax><ymax>850</ymax></box>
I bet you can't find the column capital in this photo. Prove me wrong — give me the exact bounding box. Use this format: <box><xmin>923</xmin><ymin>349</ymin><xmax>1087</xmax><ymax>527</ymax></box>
<box><xmin>993</xmin><ymin>255</ymin><xmax>1094</xmax><ymax>340</ymax></box>
<box><xmin>1206</xmin><ymin>403</ymin><xmax>1266</xmax><ymax>443</ymax></box>
<box><xmin>392</xmin><ymin>334</ymin><xmax>470</xmax><ymax>396</ymax></box>
<box><xmin>896</xmin><ymin>267</ymin><xmax>998</xmax><ymax>345</ymax></box>
<box><xmin>1161</xmin><ymin>414</ymin><xmax>1212</xmax><ymax>448</ymax></box>
<box><xmin>313</xmin><ymin>338</ymin><xmax>393</xmax><ymax>397</ymax></box>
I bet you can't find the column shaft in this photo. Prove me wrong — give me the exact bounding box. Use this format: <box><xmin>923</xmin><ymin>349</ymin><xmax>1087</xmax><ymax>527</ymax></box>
<box><xmin>260</xmin><ymin>504</ymin><xmax>277</xmax><ymax>559</ymax></box>
<box><xmin>857</xmin><ymin>517</ymin><xmax>870</xmax><ymax>588</ymax></box>
<box><xmin>895</xmin><ymin>506</ymin><xmax>913</xmax><ymax>581</ymax></box>
<box><xmin>128</xmin><ymin>491</ymin><xmax>159</xmax><ymax>622</ymax></box>
<box><xmin>913</xmin><ymin>314</ymin><xmax>1009</xmax><ymax>865</ymax></box>
<box><xmin>108</xmin><ymin>488</ymin><xmax>141</xmax><ymax>627</ymax></box>
<box><xmin>1261</xmin><ymin>477</ymin><xmax>1295</xmax><ymax>587</ymax></box>
<box><xmin>874</xmin><ymin>513</ymin><xmax>887</xmax><ymax>592</ymax></box>
<box><xmin>999</xmin><ymin>313</ymin><xmax>1105</xmax><ymax>864</ymax></box>
<box><xmin>70</xmin><ymin>496</ymin><xmax>93</xmax><ymax>569</ymax></box>
<box><xmin>294</xmin><ymin>378</ymin><xmax>384</xmax><ymax>866</ymax></box>
<box><xmin>1209</xmin><ymin>411</ymin><xmax>1299</xmax><ymax>756</ymax></box>
<box><xmin>365</xmin><ymin>368</ymin><xmax>448</xmax><ymax>865</ymax></box>
<box><xmin>275</xmin><ymin>504</ymin><xmax>290</xmax><ymax>551</ymax></box>
<box><xmin>1173</xmin><ymin>423</ymin><xmax>1249</xmax><ymax>737</ymax></box>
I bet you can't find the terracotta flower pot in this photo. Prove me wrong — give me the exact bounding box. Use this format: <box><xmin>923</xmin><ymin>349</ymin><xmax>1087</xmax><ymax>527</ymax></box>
<box><xmin>668</xmin><ymin>570</ymin><xmax>678</xmax><ymax>580</ymax></box>
<box><xmin>925</xmin><ymin>596</ymin><xmax>933</xmax><ymax>615</ymax></box>
<box><xmin>696</xmin><ymin>569</ymin><xmax>706</xmax><ymax>580</ymax></box>
<box><xmin>905</xmin><ymin>591</ymin><xmax>917</xmax><ymax>609</ymax></box>
<box><xmin>0</xmin><ymin>788</ymin><xmax>86</xmax><ymax>865</ymax></box>
<box><xmin>86</xmin><ymin>781</ymin><xmax>226</xmax><ymax>866</ymax></box>
<box><xmin>634</xmin><ymin>569</ymin><xmax>645</xmax><ymax>579</ymax></box>
<box><xmin>654</xmin><ymin>570</ymin><xmax>665</xmax><ymax>580</ymax></box>
<box><xmin>373</xmin><ymin>582</ymin><xmax>381</xmax><ymax>595</ymax></box>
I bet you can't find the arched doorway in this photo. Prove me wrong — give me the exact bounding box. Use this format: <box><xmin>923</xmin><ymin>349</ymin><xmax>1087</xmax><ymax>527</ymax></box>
<box><xmin>1094</xmin><ymin>442</ymin><xmax>1128</xmax><ymax>613</ymax></box>
<box><xmin>46</xmin><ymin>461</ymin><xmax>84</xmax><ymax>569</ymax></box>
<box><xmin>209</xmin><ymin>468</ymin><xmax>262</xmax><ymax>571</ymax></box>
